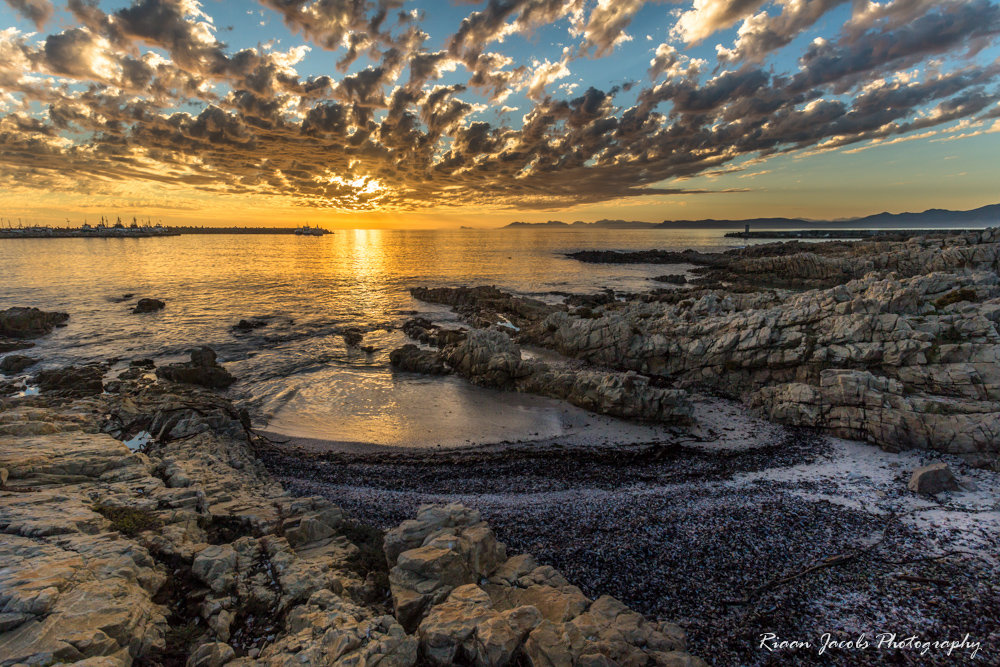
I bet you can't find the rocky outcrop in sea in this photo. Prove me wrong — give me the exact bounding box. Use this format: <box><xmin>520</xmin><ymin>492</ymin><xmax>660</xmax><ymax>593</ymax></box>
<box><xmin>399</xmin><ymin>228</ymin><xmax>1000</xmax><ymax>467</ymax></box>
<box><xmin>390</xmin><ymin>327</ymin><xmax>693</xmax><ymax>423</ymax></box>
<box><xmin>0</xmin><ymin>307</ymin><xmax>69</xmax><ymax>352</ymax></box>
<box><xmin>155</xmin><ymin>346</ymin><xmax>237</xmax><ymax>388</ymax></box>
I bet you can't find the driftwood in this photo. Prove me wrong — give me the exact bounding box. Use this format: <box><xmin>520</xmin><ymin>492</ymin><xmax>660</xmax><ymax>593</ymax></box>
<box><xmin>722</xmin><ymin>512</ymin><xmax>899</xmax><ymax>606</ymax></box>
<box><xmin>723</xmin><ymin>507</ymin><xmax>989</xmax><ymax>607</ymax></box>
<box><xmin>896</xmin><ymin>574</ymin><xmax>949</xmax><ymax>586</ymax></box>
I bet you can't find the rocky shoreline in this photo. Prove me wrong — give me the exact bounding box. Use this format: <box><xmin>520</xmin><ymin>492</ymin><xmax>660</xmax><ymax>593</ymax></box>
<box><xmin>394</xmin><ymin>228</ymin><xmax>1000</xmax><ymax>469</ymax></box>
<box><xmin>4</xmin><ymin>226</ymin><xmax>1000</xmax><ymax>665</ymax></box>
<box><xmin>0</xmin><ymin>349</ymin><xmax>707</xmax><ymax>666</ymax></box>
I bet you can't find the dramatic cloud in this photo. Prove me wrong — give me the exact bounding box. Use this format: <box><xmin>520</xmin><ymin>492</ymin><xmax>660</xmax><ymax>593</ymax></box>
<box><xmin>673</xmin><ymin>0</ymin><xmax>768</xmax><ymax>45</ymax></box>
<box><xmin>4</xmin><ymin>0</ymin><xmax>53</xmax><ymax>29</ymax></box>
<box><xmin>716</xmin><ymin>0</ymin><xmax>847</xmax><ymax>64</ymax></box>
<box><xmin>790</xmin><ymin>0</ymin><xmax>1000</xmax><ymax>94</ymax></box>
<box><xmin>0</xmin><ymin>0</ymin><xmax>998</xmax><ymax>212</ymax></box>
<box><xmin>578</xmin><ymin>0</ymin><xmax>645</xmax><ymax>56</ymax></box>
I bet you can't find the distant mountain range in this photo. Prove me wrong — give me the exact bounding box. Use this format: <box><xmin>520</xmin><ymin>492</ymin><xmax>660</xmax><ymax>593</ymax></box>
<box><xmin>501</xmin><ymin>203</ymin><xmax>1000</xmax><ymax>230</ymax></box>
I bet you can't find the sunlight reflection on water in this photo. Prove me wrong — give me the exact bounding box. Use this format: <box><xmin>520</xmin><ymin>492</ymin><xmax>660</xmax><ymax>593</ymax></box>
<box><xmin>2</xmin><ymin>228</ymin><xmax>745</xmax><ymax>447</ymax></box>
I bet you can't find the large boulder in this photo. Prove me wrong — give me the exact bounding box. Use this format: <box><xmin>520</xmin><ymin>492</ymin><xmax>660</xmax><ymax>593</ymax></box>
<box><xmin>34</xmin><ymin>364</ymin><xmax>105</xmax><ymax>396</ymax></box>
<box><xmin>0</xmin><ymin>354</ymin><xmax>38</xmax><ymax>375</ymax></box>
<box><xmin>907</xmin><ymin>463</ymin><xmax>961</xmax><ymax>495</ymax></box>
<box><xmin>384</xmin><ymin>504</ymin><xmax>486</xmax><ymax>566</ymax></box>
<box><xmin>386</xmin><ymin>509</ymin><xmax>507</xmax><ymax>632</ymax></box>
<box><xmin>385</xmin><ymin>505</ymin><xmax>507</xmax><ymax>631</ymax></box>
<box><xmin>0</xmin><ymin>307</ymin><xmax>69</xmax><ymax>338</ymax></box>
<box><xmin>417</xmin><ymin>584</ymin><xmax>541</xmax><ymax>666</ymax></box>
<box><xmin>155</xmin><ymin>347</ymin><xmax>235</xmax><ymax>389</ymax></box>
<box><xmin>389</xmin><ymin>344</ymin><xmax>451</xmax><ymax>375</ymax></box>
<box><xmin>445</xmin><ymin>329</ymin><xmax>533</xmax><ymax>388</ymax></box>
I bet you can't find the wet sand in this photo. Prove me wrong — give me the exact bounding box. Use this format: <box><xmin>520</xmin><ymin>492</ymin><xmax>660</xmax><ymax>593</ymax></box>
<box><xmin>263</xmin><ymin>394</ymin><xmax>1000</xmax><ymax>666</ymax></box>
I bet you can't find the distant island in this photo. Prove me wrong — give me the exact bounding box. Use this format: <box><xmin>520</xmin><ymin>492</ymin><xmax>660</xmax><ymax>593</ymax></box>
<box><xmin>502</xmin><ymin>203</ymin><xmax>1000</xmax><ymax>230</ymax></box>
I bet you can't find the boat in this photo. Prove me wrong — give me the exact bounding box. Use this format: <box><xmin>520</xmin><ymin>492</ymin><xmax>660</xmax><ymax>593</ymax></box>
<box><xmin>294</xmin><ymin>225</ymin><xmax>325</xmax><ymax>236</ymax></box>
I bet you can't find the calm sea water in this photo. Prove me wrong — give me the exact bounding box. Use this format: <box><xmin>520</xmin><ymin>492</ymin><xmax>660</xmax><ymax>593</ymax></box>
<box><xmin>2</xmin><ymin>228</ymin><xmax>747</xmax><ymax>447</ymax></box>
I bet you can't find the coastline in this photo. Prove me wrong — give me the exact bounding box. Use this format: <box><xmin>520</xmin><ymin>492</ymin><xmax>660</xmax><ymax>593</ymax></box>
<box><xmin>4</xmin><ymin>372</ymin><xmax>995</xmax><ymax>665</ymax></box>
<box><xmin>4</xmin><ymin>226</ymin><xmax>1000</xmax><ymax>665</ymax></box>
<box><xmin>0</xmin><ymin>372</ymin><xmax>709</xmax><ymax>666</ymax></box>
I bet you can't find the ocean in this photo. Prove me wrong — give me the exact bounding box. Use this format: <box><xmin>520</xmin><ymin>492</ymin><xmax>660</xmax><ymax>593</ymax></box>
<box><xmin>2</xmin><ymin>228</ymin><xmax>749</xmax><ymax>448</ymax></box>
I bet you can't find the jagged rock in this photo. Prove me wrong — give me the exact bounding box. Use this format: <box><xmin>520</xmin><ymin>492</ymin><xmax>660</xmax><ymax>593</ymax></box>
<box><xmin>280</xmin><ymin>502</ymin><xmax>344</xmax><ymax>546</ymax></box>
<box><xmin>525</xmin><ymin>237</ymin><xmax>1000</xmax><ymax>457</ymax></box>
<box><xmin>653</xmin><ymin>274</ymin><xmax>688</xmax><ymax>285</ymax></box>
<box><xmin>155</xmin><ymin>347</ymin><xmax>235</xmax><ymax>388</ymax></box>
<box><xmin>390</xmin><ymin>535</ymin><xmax>502</xmax><ymax>631</ymax></box>
<box><xmin>0</xmin><ymin>307</ymin><xmax>69</xmax><ymax>338</ymax></box>
<box><xmin>417</xmin><ymin>584</ymin><xmax>495</xmax><ymax>664</ymax></box>
<box><xmin>389</xmin><ymin>344</ymin><xmax>451</xmax><ymax>375</ymax></box>
<box><xmin>191</xmin><ymin>347</ymin><xmax>217</xmax><ymax>367</ymax></box>
<box><xmin>186</xmin><ymin>641</ymin><xmax>235</xmax><ymax>667</ymax></box>
<box><xmin>417</xmin><ymin>584</ymin><xmax>542</xmax><ymax>666</ymax></box>
<box><xmin>34</xmin><ymin>364</ymin><xmax>105</xmax><ymax>396</ymax></box>
<box><xmin>0</xmin><ymin>387</ymin><xmax>382</xmax><ymax>664</ymax></box>
<box><xmin>385</xmin><ymin>504</ymin><xmax>508</xmax><ymax>631</ymax></box>
<box><xmin>751</xmin><ymin>369</ymin><xmax>1000</xmax><ymax>455</ymax></box>
<box><xmin>384</xmin><ymin>504</ymin><xmax>705</xmax><ymax>666</ymax></box>
<box><xmin>524</xmin><ymin>611</ymin><xmax>706</xmax><ymax>667</ymax></box>
<box><xmin>192</xmin><ymin>544</ymin><xmax>238</xmax><ymax>594</ymax></box>
<box><xmin>0</xmin><ymin>433</ymin><xmax>169</xmax><ymax>664</ymax></box>
<box><xmin>908</xmin><ymin>463</ymin><xmax>960</xmax><ymax>495</ymax></box>
<box><xmin>245</xmin><ymin>595</ymin><xmax>417</xmax><ymax>666</ymax></box>
<box><xmin>0</xmin><ymin>354</ymin><xmax>37</xmax><ymax>374</ymax></box>
<box><xmin>564</xmin><ymin>291</ymin><xmax>617</xmax><ymax>309</ymax></box>
<box><xmin>131</xmin><ymin>298</ymin><xmax>165</xmax><ymax>314</ymax></box>
<box><xmin>412</xmin><ymin>286</ymin><xmax>554</xmax><ymax>329</ymax></box>
<box><xmin>439</xmin><ymin>330</ymin><xmax>692</xmax><ymax>423</ymax></box>
<box><xmin>405</xmin><ymin>229</ymin><xmax>1000</xmax><ymax>459</ymax></box>
<box><xmin>487</xmin><ymin>580</ymin><xmax>589</xmax><ymax>624</ymax></box>
<box><xmin>402</xmin><ymin>317</ymin><xmax>467</xmax><ymax>347</ymax></box>
<box><xmin>384</xmin><ymin>503</ymin><xmax>486</xmax><ymax>566</ymax></box>
<box><xmin>445</xmin><ymin>329</ymin><xmax>533</xmax><ymax>388</ymax></box>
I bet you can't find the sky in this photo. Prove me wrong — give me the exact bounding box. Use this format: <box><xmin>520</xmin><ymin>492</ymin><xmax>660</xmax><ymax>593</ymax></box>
<box><xmin>1</xmin><ymin>0</ymin><xmax>999</xmax><ymax>228</ymax></box>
